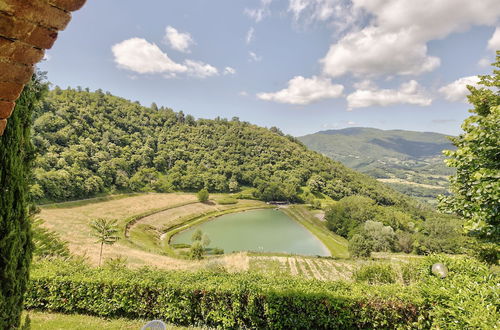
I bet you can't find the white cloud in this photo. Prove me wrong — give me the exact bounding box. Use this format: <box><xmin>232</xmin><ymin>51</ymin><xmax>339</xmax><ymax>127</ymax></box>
<box><xmin>257</xmin><ymin>75</ymin><xmax>344</xmax><ymax>105</ymax></box>
<box><xmin>347</xmin><ymin>80</ymin><xmax>432</xmax><ymax>109</ymax></box>
<box><xmin>185</xmin><ymin>60</ymin><xmax>218</xmax><ymax>78</ymax></box>
<box><xmin>321</xmin><ymin>0</ymin><xmax>500</xmax><ymax>78</ymax></box>
<box><xmin>112</xmin><ymin>38</ymin><xmax>187</xmax><ymax>74</ymax></box>
<box><xmin>223</xmin><ymin>67</ymin><xmax>236</xmax><ymax>75</ymax></box>
<box><xmin>487</xmin><ymin>27</ymin><xmax>500</xmax><ymax>51</ymax></box>
<box><xmin>246</xmin><ymin>27</ymin><xmax>255</xmax><ymax>44</ymax></box>
<box><xmin>249</xmin><ymin>51</ymin><xmax>262</xmax><ymax>62</ymax></box>
<box><xmin>245</xmin><ymin>0</ymin><xmax>273</xmax><ymax>22</ymax></box>
<box><xmin>112</xmin><ymin>38</ymin><xmax>218</xmax><ymax>78</ymax></box>
<box><xmin>439</xmin><ymin>76</ymin><xmax>480</xmax><ymax>102</ymax></box>
<box><xmin>43</xmin><ymin>53</ymin><xmax>51</xmax><ymax>61</ymax></box>
<box><xmin>478</xmin><ymin>57</ymin><xmax>492</xmax><ymax>68</ymax></box>
<box><xmin>288</xmin><ymin>0</ymin><xmax>360</xmax><ymax>31</ymax></box>
<box><xmin>163</xmin><ymin>26</ymin><xmax>194</xmax><ymax>53</ymax></box>
<box><xmin>239</xmin><ymin>91</ymin><xmax>249</xmax><ymax>97</ymax></box>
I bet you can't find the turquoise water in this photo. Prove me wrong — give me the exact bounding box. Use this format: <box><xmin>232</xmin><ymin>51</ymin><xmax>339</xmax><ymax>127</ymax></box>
<box><xmin>171</xmin><ymin>209</ymin><xmax>330</xmax><ymax>256</ymax></box>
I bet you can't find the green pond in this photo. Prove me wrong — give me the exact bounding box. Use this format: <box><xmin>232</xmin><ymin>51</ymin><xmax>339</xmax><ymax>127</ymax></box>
<box><xmin>171</xmin><ymin>209</ymin><xmax>330</xmax><ymax>256</ymax></box>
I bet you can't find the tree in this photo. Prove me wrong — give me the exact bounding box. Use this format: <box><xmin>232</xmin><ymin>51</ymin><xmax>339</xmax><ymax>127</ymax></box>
<box><xmin>191</xmin><ymin>229</ymin><xmax>202</xmax><ymax>242</ymax></box>
<box><xmin>349</xmin><ymin>234</ymin><xmax>373</xmax><ymax>258</ymax></box>
<box><xmin>189</xmin><ymin>241</ymin><xmax>204</xmax><ymax>260</ymax></box>
<box><xmin>325</xmin><ymin>196</ymin><xmax>378</xmax><ymax>238</ymax></box>
<box><xmin>0</xmin><ymin>73</ymin><xmax>47</xmax><ymax>328</ymax></box>
<box><xmin>89</xmin><ymin>219</ymin><xmax>120</xmax><ymax>267</ymax></box>
<box><xmin>197</xmin><ymin>188</ymin><xmax>209</xmax><ymax>202</ymax></box>
<box><xmin>439</xmin><ymin>52</ymin><xmax>500</xmax><ymax>241</ymax></box>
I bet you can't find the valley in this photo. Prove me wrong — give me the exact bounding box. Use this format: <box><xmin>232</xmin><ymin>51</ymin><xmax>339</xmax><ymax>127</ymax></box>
<box><xmin>299</xmin><ymin>127</ymin><xmax>455</xmax><ymax>204</ymax></box>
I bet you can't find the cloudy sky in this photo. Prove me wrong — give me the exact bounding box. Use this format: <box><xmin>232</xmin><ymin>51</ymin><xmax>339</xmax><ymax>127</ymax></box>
<box><xmin>39</xmin><ymin>0</ymin><xmax>500</xmax><ymax>136</ymax></box>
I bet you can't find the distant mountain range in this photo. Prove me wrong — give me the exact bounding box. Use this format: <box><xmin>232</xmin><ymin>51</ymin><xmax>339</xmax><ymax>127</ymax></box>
<box><xmin>298</xmin><ymin>127</ymin><xmax>456</xmax><ymax>204</ymax></box>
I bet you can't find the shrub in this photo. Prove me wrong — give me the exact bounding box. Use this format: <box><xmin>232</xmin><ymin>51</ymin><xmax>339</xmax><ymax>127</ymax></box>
<box><xmin>189</xmin><ymin>241</ymin><xmax>204</xmax><ymax>260</ymax></box>
<box><xmin>26</xmin><ymin>259</ymin><xmax>423</xmax><ymax>329</ymax></box>
<box><xmin>349</xmin><ymin>234</ymin><xmax>373</xmax><ymax>258</ymax></box>
<box><xmin>197</xmin><ymin>189</ymin><xmax>209</xmax><ymax>202</ymax></box>
<box><xmin>25</xmin><ymin>256</ymin><xmax>499</xmax><ymax>329</ymax></box>
<box><xmin>354</xmin><ymin>264</ymin><xmax>397</xmax><ymax>284</ymax></box>
<box><xmin>473</xmin><ymin>242</ymin><xmax>499</xmax><ymax>265</ymax></box>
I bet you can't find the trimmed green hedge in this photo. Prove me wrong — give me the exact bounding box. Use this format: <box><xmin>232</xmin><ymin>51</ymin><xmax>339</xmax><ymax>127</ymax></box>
<box><xmin>26</xmin><ymin>260</ymin><xmax>422</xmax><ymax>329</ymax></box>
<box><xmin>25</xmin><ymin>256</ymin><xmax>498</xmax><ymax>329</ymax></box>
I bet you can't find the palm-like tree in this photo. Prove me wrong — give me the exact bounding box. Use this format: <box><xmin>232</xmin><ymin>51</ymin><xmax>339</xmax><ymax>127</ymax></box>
<box><xmin>89</xmin><ymin>218</ymin><xmax>120</xmax><ymax>267</ymax></box>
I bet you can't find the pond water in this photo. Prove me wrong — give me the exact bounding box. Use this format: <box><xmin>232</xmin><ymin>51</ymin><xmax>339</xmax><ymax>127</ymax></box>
<box><xmin>171</xmin><ymin>209</ymin><xmax>330</xmax><ymax>256</ymax></box>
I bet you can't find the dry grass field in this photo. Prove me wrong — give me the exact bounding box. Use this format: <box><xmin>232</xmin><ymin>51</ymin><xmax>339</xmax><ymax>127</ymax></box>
<box><xmin>39</xmin><ymin>193</ymin><xmax>266</xmax><ymax>269</ymax></box>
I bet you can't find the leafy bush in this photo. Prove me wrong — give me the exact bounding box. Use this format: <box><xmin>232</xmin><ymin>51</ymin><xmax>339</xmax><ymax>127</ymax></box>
<box><xmin>197</xmin><ymin>189</ymin><xmax>209</xmax><ymax>202</ymax></box>
<box><xmin>348</xmin><ymin>234</ymin><xmax>373</xmax><ymax>258</ymax></box>
<box><xmin>25</xmin><ymin>256</ymin><xmax>498</xmax><ymax>329</ymax></box>
<box><xmin>189</xmin><ymin>242</ymin><xmax>204</xmax><ymax>260</ymax></box>
<box><xmin>354</xmin><ymin>264</ymin><xmax>397</xmax><ymax>284</ymax></box>
<box><xmin>26</xmin><ymin>259</ymin><xmax>423</xmax><ymax>329</ymax></box>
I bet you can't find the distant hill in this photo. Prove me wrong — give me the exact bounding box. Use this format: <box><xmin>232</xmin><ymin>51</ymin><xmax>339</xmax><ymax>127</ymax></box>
<box><xmin>298</xmin><ymin>127</ymin><xmax>455</xmax><ymax>203</ymax></box>
<box><xmin>32</xmin><ymin>88</ymin><xmax>422</xmax><ymax>214</ymax></box>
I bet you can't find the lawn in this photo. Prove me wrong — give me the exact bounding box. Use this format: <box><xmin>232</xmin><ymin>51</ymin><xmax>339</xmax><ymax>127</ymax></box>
<box><xmin>23</xmin><ymin>311</ymin><xmax>203</xmax><ymax>329</ymax></box>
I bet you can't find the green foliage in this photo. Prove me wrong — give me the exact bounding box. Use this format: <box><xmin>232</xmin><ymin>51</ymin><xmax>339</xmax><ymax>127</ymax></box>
<box><xmin>26</xmin><ymin>259</ymin><xmax>424</xmax><ymax>329</ymax></box>
<box><xmin>413</xmin><ymin>216</ymin><xmax>465</xmax><ymax>255</ymax></box>
<box><xmin>325</xmin><ymin>196</ymin><xmax>379</xmax><ymax>238</ymax></box>
<box><xmin>439</xmin><ymin>53</ymin><xmax>500</xmax><ymax>240</ymax></box>
<box><xmin>191</xmin><ymin>229</ymin><xmax>202</xmax><ymax>242</ymax></box>
<box><xmin>189</xmin><ymin>241</ymin><xmax>204</xmax><ymax>260</ymax></box>
<box><xmin>310</xmin><ymin>199</ymin><xmax>322</xmax><ymax>209</ymax></box>
<box><xmin>472</xmin><ymin>242</ymin><xmax>499</xmax><ymax>265</ymax></box>
<box><xmin>416</xmin><ymin>255</ymin><xmax>499</xmax><ymax>329</ymax></box>
<box><xmin>89</xmin><ymin>219</ymin><xmax>120</xmax><ymax>266</ymax></box>
<box><xmin>32</xmin><ymin>88</ymin><xmax>412</xmax><ymax>210</ymax></box>
<box><xmin>26</xmin><ymin>256</ymin><xmax>498</xmax><ymax>329</ymax></box>
<box><xmin>0</xmin><ymin>73</ymin><xmax>47</xmax><ymax>328</ymax></box>
<box><xmin>354</xmin><ymin>264</ymin><xmax>397</xmax><ymax>284</ymax></box>
<box><xmin>359</xmin><ymin>221</ymin><xmax>396</xmax><ymax>252</ymax></box>
<box><xmin>299</xmin><ymin>127</ymin><xmax>455</xmax><ymax>201</ymax></box>
<box><xmin>348</xmin><ymin>234</ymin><xmax>373</xmax><ymax>258</ymax></box>
<box><xmin>217</xmin><ymin>197</ymin><xmax>238</xmax><ymax>205</ymax></box>
<box><xmin>31</xmin><ymin>218</ymin><xmax>70</xmax><ymax>258</ymax></box>
<box><xmin>103</xmin><ymin>256</ymin><xmax>128</xmax><ymax>271</ymax></box>
<box><xmin>196</xmin><ymin>188</ymin><xmax>209</xmax><ymax>202</ymax></box>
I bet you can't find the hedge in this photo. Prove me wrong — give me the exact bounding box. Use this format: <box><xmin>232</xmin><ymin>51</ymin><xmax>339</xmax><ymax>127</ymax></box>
<box><xmin>26</xmin><ymin>260</ymin><xmax>423</xmax><ymax>329</ymax></box>
<box><xmin>25</xmin><ymin>256</ymin><xmax>498</xmax><ymax>329</ymax></box>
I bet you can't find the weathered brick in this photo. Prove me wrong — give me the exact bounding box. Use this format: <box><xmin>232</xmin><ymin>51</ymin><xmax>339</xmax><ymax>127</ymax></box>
<box><xmin>0</xmin><ymin>119</ymin><xmax>6</xmax><ymax>136</ymax></box>
<box><xmin>0</xmin><ymin>37</ymin><xmax>45</xmax><ymax>65</ymax></box>
<box><xmin>0</xmin><ymin>82</ymin><xmax>24</xmax><ymax>102</ymax></box>
<box><xmin>0</xmin><ymin>62</ymin><xmax>34</xmax><ymax>85</ymax></box>
<box><xmin>0</xmin><ymin>12</ymin><xmax>58</xmax><ymax>49</ymax></box>
<box><xmin>48</xmin><ymin>0</ymin><xmax>87</xmax><ymax>12</ymax></box>
<box><xmin>0</xmin><ymin>101</ymin><xmax>15</xmax><ymax>119</ymax></box>
<box><xmin>0</xmin><ymin>0</ymin><xmax>71</xmax><ymax>30</ymax></box>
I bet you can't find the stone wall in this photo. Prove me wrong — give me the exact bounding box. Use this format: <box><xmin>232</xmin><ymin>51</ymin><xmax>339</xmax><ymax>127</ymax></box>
<box><xmin>0</xmin><ymin>0</ymin><xmax>86</xmax><ymax>135</ymax></box>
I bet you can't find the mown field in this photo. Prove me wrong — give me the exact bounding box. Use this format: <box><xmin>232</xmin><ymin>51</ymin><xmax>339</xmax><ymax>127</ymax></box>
<box><xmin>38</xmin><ymin>193</ymin><xmax>353</xmax><ymax>277</ymax></box>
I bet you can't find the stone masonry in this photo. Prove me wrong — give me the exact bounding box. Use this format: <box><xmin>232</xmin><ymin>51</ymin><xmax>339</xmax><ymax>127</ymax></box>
<box><xmin>0</xmin><ymin>0</ymin><xmax>86</xmax><ymax>135</ymax></box>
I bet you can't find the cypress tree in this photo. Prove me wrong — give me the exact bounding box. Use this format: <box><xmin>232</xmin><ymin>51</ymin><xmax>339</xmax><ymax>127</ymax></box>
<box><xmin>0</xmin><ymin>74</ymin><xmax>46</xmax><ymax>328</ymax></box>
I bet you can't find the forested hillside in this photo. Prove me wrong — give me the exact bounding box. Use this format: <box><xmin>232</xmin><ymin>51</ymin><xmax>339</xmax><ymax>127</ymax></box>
<box><xmin>32</xmin><ymin>88</ymin><xmax>412</xmax><ymax>210</ymax></box>
<box><xmin>299</xmin><ymin>128</ymin><xmax>455</xmax><ymax>203</ymax></box>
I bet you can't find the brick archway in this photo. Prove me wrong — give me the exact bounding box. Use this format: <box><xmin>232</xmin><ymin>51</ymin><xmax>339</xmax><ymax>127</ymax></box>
<box><xmin>0</xmin><ymin>0</ymin><xmax>87</xmax><ymax>135</ymax></box>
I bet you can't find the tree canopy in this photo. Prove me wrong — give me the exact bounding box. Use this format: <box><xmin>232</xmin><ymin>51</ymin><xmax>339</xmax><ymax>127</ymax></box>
<box><xmin>32</xmin><ymin>87</ymin><xmax>414</xmax><ymax>210</ymax></box>
<box><xmin>439</xmin><ymin>52</ymin><xmax>500</xmax><ymax>240</ymax></box>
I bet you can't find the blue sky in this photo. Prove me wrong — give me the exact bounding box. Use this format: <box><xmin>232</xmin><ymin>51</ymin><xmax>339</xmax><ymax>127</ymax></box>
<box><xmin>39</xmin><ymin>0</ymin><xmax>500</xmax><ymax>136</ymax></box>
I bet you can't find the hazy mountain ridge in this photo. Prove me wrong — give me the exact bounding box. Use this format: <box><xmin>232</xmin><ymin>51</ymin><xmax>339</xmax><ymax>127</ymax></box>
<box><xmin>298</xmin><ymin>127</ymin><xmax>456</xmax><ymax>203</ymax></box>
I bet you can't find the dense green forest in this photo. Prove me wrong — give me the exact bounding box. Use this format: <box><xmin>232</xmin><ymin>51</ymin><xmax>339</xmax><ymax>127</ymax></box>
<box><xmin>299</xmin><ymin>128</ymin><xmax>454</xmax><ymax>203</ymax></box>
<box><xmin>32</xmin><ymin>87</ymin><xmax>413</xmax><ymax>209</ymax></box>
